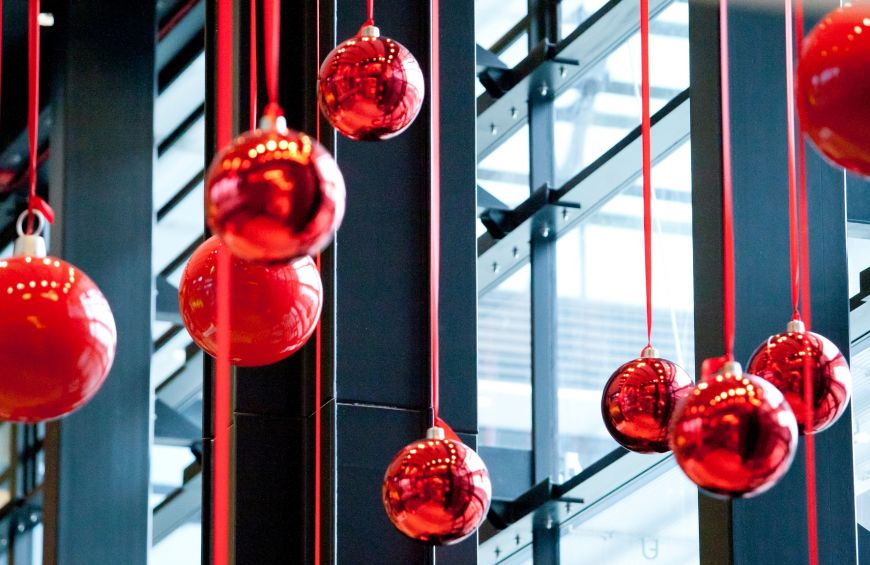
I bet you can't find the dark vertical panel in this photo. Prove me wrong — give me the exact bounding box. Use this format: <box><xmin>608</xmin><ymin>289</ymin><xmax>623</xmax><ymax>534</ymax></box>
<box><xmin>330</xmin><ymin>0</ymin><xmax>478</xmax><ymax>563</ymax></box>
<box><xmin>42</xmin><ymin>1</ymin><xmax>155</xmax><ymax>564</ymax></box>
<box><xmin>691</xmin><ymin>0</ymin><xmax>857</xmax><ymax>563</ymax></box>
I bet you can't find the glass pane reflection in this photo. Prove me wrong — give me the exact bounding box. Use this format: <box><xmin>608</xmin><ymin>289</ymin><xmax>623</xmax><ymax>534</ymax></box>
<box><xmin>559</xmin><ymin>465</ymin><xmax>700</xmax><ymax>564</ymax></box>
<box><xmin>554</xmin><ymin>1</ymin><xmax>689</xmax><ymax>186</ymax></box>
<box><xmin>478</xmin><ymin>263</ymin><xmax>532</xmax><ymax>449</ymax></box>
<box><xmin>555</xmin><ymin>141</ymin><xmax>694</xmax><ymax>480</ymax></box>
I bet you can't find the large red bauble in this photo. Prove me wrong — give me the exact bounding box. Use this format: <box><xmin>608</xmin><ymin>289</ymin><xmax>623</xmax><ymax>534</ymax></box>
<box><xmin>0</xmin><ymin>254</ymin><xmax>116</xmax><ymax>422</ymax></box>
<box><xmin>383</xmin><ymin>428</ymin><xmax>491</xmax><ymax>545</ymax></box>
<box><xmin>319</xmin><ymin>25</ymin><xmax>425</xmax><ymax>141</ymax></box>
<box><xmin>747</xmin><ymin>322</ymin><xmax>851</xmax><ymax>434</ymax></box>
<box><xmin>206</xmin><ymin>122</ymin><xmax>345</xmax><ymax>262</ymax></box>
<box><xmin>797</xmin><ymin>3</ymin><xmax>870</xmax><ymax>177</ymax></box>
<box><xmin>178</xmin><ymin>236</ymin><xmax>322</xmax><ymax>367</ymax></box>
<box><xmin>670</xmin><ymin>362</ymin><xmax>798</xmax><ymax>498</ymax></box>
<box><xmin>601</xmin><ymin>348</ymin><xmax>693</xmax><ymax>453</ymax></box>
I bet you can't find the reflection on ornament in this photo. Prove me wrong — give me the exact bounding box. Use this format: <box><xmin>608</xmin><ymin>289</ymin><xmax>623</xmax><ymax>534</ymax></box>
<box><xmin>0</xmin><ymin>214</ymin><xmax>116</xmax><ymax>422</ymax></box>
<box><xmin>797</xmin><ymin>3</ymin><xmax>870</xmax><ymax>177</ymax></box>
<box><xmin>383</xmin><ymin>427</ymin><xmax>491</xmax><ymax>545</ymax></box>
<box><xmin>748</xmin><ymin>320</ymin><xmax>851</xmax><ymax>434</ymax></box>
<box><xmin>670</xmin><ymin>361</ymin><xmax>798</xmax><ymax>498</ymax></box>
<box><xmin>601</xmin><ymin>346</ymin><xmax>693</xmax><ymax>453</ymax></box>
<box><xmin>179</xmin><ymin>236</ymin><xmax>322</xmax><ymax>367</ymax></box>
<box><xmin>206</xmin><ymin>112</ymin><xmax>345</xmax><ymax>262</ymax></box>
<box><xmin>319</xmin><ymin>25</ymin><xmax>425</xmax><ymax>141</ymax></box>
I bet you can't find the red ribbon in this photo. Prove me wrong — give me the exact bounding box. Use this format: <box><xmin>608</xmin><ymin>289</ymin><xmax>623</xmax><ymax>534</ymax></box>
<box><xmin>719</xmin><ymin>0</ymin><xmax>736</xmax><ymax>361</ymax></box>
<box><xmin>313</xmin><ymin>1</ymin><xmax>323</xmax><ymax>561</ymax></box>
<box><xmin>214</xmin><ymin>0</ymin><xmax>233</xmax><ymax>564</ymax></box>
<box><xmin>26</xmin><ymin>0</ymin><xmax>53</xmax><ymax>234</ymax></box>
<box><xmin>249</xmin><ymin>0</ymin><xmax>258</xmax><ymax>131</ymax></box>
<box><xmin>785</xmin><ymin>0</ymin><xmax>818</xmax><ymax>561</ymax></box>
<box><xmin>263</xmin><ymin>0</ymin><xmax>280</xmax><ymax>113</ymax></box>
<box><xmin>640</xmin><ymin>0</ymin><xmax>653</xmax><ymax>349</ymax></box>
<box><xmin>430</xmin><ymin>0</ymin><xmax>442</xmax><ymax>426</ymax></box>
<box><xmin>366</xmin><ymin>0</ymin><xmax>374</xmax><ymax>25</ymax></box>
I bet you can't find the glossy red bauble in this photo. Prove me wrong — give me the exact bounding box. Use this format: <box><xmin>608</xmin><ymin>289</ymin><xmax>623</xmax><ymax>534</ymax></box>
<box><xmin>601</xmin><ymin>348</ymin><xmax>693</xmax><ymax>453</ymax></box>
<box><xmin>670</xmin><ymin>362</ymin><xmax>798</xmax><ymax>498</ymax></box>
<box><xmin>748</xmin><ymin>321</ymin><xmax>851</xmax><ymax>434</ymax></box>
<box><xmin>178</xmin><ymin>236</ymin><xmax>322</xmax><ymax>367</ymax></box>
<box><xmin>319</xmin><ymin>25</ymin><xmax>425</xmax><ymax>141</ymax></box>
<box><xmin>0</xmin><ymin>253</ymin><xmax>116</xmax><ymax>422</ymax></box>
<box><xmin>206</xmin><ymin>119</ymin><xmax>345</xmax><ymax>262</ymax></box>
<box><xmin>383</xmin><ymin>428</ymin><xmax>492</xmax><ymax>545</ymax></box>
<box><xmin>797</xmin><ymin>3</ymin><xmax>870</xmax><ymax>177</ymax></box>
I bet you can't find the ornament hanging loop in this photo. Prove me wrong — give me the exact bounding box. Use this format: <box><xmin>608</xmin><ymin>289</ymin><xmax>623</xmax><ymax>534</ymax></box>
<box><xmin>14</xmin><ymin>209</ymin><xmax>46</xmax><ymax>257</ymax></box>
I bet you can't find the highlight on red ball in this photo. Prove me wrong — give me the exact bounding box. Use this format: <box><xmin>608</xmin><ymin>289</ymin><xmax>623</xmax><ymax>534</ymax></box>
<box><xmin>382</xmin><ymin>427</ymin><xmax>491</xmax><ymax>545</ymax></box>
<box><xmin>205</xmin><ymin>111</ymin><xmax>346</xmax><ymax>263</ymax></box>
<box><xmin>178</xmin><ymin>236</ymin><xmax>323</xmax><ymax>367</ymax></box>
<box><xmin>797</xmin><ymin>2</ymin><xmax>870</xmax><ymax>177</ymax></box>
<box><xmin>319</xmin><ymin>24</ymin><xmax>425</xmax><ymax>141</ymax></box>
<box><xmin>747</xmin><ymin>321</ymin><xmax>851</xmax><ymax>434</ymax></box>
<box><xmin>669</xmin><ymin>361</ymin><xmax>798</xmax><ymax>499</ymax></box>
<box><xmin>0</xmin><ymin>253</ymin><xmax>117</xmax><ymax>422</ymax></box>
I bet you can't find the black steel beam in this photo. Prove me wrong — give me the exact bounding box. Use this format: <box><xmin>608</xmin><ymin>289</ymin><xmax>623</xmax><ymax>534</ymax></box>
<box><xmin>41</xmin><ymin>1</ymin><xmax>155</xmax><ymax>564</ymax></box>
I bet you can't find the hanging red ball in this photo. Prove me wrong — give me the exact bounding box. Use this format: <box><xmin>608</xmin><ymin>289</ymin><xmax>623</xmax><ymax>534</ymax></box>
<box><xmin>601</xmin><ymin>347</ymin><xmax>693</xmax><ymax>453</ymax></box>
<box><xmin>747</xmin><ymin>321</ymin><xmax>851</xmax><ymax>434</ymax></box>
<box><xmin>670</xmin><ymin>361</ymin><xmax>798</xmax><ymax>498</ymax></box>
<box><xmin>178</xmin><ymin>236</ymin><xmax>322</xmax><ymax>367</ymax></box>
<box><xmin>383</xmin><ymin>428</ymin><xmax>491</xmax><ymax>545</ymax></box>
<box><xmin>206</xmin><ymin>113</ymin><xmax>345</xmax><ymax>262</ymax></box>
<box><xmin>797</xmin><ymin>3</ymin><xmax>870</xmax><ymax>177</ymax></box>
<box><xmin>319</xmin><ymin>25</ymin><xmax>425</xmax><ymax>141</ymax></box>
<box><xmin>0</xmin><ymin>245</ymin><xmax>116</xmax><ymax>422</ymax></box>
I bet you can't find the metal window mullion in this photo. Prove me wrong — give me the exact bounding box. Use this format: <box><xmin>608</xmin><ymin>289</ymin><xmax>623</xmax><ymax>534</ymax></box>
<box><xmin>528</xmin><ymin>38</ymin><xmax>561</xmax><ymax>564</ymax></box>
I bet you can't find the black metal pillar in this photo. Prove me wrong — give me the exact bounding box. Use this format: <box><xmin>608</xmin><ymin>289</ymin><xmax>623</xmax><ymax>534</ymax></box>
<box><xmin>329</xmin><ymin>0</ymin><xmax>478</xmax><ymax>563</ymax></box>
<box><xmin>42</xmin><ymin>1</ymin><xmax>156</xmax><ymax>564</ymax></box>
<box><xmin>689</xmin><ymin>0</ymin><xmax>857</xmax><ymax>563</ymax></box>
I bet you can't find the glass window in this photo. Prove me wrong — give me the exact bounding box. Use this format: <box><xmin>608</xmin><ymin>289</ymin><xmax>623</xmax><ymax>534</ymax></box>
<box><xmin>478</xmin><ymin>263</ymin><xmax>532</xmax><ymax>450</ymax></box>
<box><xmin>559</xmin><ymin>465</ymin><xmax>700</xmax><ymax>564</ymax></box>
<box><xmin>479</xmin><ymin>125</ymin><xmax>531</xmax><ymax>209</ymax></box>
<box><xmin>555</xmin><ymin>141</ymin><xmax>694</xmax><ymax>480</ymax></box>
<box><xmin>554</xmin><ymin>1</ymin><xmax>689</xmax><ymax>186</ymax></box>
<box><xmin>848</xmin><ymin>221</ymin><xmax>870</xmax><ymax>536</ymax></box>
<box><xmin>475</xmin><ymin>0</ymin><xmax>528</xmax><ymax>65</ymax></box>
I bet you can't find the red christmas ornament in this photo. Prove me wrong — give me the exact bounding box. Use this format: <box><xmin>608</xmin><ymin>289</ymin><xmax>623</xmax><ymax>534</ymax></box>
<box><xmin>670</xmin><ymin>361</ymin><xmax>798</xmax><ymax>498</ymax></box>
<box><xmin>206</xmin><ymin>112</ymin><xmax>345</xmax><ymax>262</ymax></box>
<box><xmin>383</xmin><ymin>427</ymin><xmax>491</xmax><ymax>545</ymax></box>
<box><xmin>319</xmin><ymin>24</ymin><xmax>425</xmax><ymax>141</ymax></box>
<box><xmin>747</xmin><ymin>320</ymin><xmax>851</xmax><ymax>434</ymax></box>
<box><xmin>797</xmin><ymin>3</ymin><xmax>870</xmax><ymax>177</ymax></box>
<box><xmin>178</xmin><ymin>236</ymin><xmax>322</xmax><ymax>367</ymax></box>
<box><xmin>601</xmin><ymin>346</ymin><xmax>693</xmax><ymax>453</ymax></box>
<box><xmin>0</xmin><ymin>218</ymin><xmax>116</xmax><ymax>422</ymax></box>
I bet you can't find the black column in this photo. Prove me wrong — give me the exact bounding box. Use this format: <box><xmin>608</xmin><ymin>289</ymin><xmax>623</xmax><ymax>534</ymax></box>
<box><xmin>329</xmin><ymin>0</ymin><xmax>478</xmax><ymax>563</ymax></box>
<box><xmin>42</xmin><ymin>1</ymin><xmax>155</xmax><ymax>564</ymax></box>
<box><xmin>689</xmin><ymin>0</ymin><xmax>857</xmax><ymax>563</ymax></box>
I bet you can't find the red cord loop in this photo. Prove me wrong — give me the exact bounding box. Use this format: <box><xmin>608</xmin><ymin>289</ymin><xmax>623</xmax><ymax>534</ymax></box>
<box><xmin>26</xmin><ymin>0</ymin><xmax>54</xmax><ymax>234</ymax></box>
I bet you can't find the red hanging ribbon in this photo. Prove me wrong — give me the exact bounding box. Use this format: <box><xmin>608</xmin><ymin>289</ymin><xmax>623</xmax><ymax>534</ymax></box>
<box><xmin>366</xmin><ymin>0</ymin><xmax>374</xmax><ymax>25</ymax></box>
<box><xmin>719</xmin><ymin>0</ymin><xmax>736</xmax><ymax>361</ymax></box>
<box><xmin>214</xmin><ymin>0</ymin><xmax>233</xmax><ymax>564</ymax></box>
<box><xmin>249</xmin><ymin>0</ymin><xmax>258</xmax><ymax>131</ymax></box>
<box><xmin>785</xmin><ymin>0</ymin><xmax>818</xmax><ymax>562</ymax></box>
<box><xmin>26</xmin><ymin>0</ymin><xmax>53</xmax><ymax>234</ymax></box>
<box><xmin>313</xmin><ymin>1</ymin><xmax>323</xmax><ymax>562</ymax></box>
<box><xmin>640</xmin><ymin>0</ymin><xmax>653</xmax><ymax>349</ymax></box>
<box><xmin>263</xmin><ymin>0</ymin><xmax>280</xmax><ymax>117</ymax></box>
<box><xmin>430</xmin><ymin>0</ymin><xmax>442</xmax><ymax>427</ymax></box>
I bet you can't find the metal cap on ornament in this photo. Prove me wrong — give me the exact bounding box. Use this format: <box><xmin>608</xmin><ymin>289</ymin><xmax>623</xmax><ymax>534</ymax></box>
<box><xmin>13</xmin><ymin>210</ymin><xmax>47</xmax><ymax>258</ymax></box>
